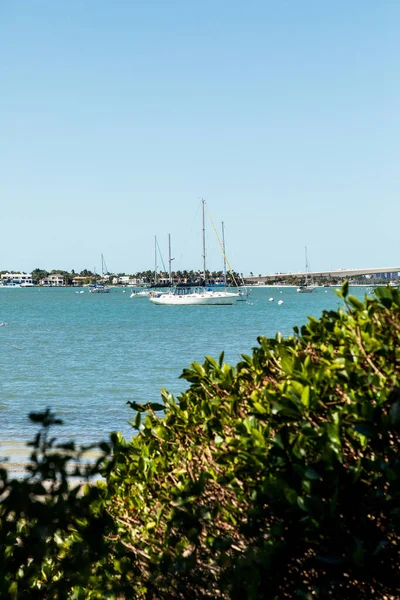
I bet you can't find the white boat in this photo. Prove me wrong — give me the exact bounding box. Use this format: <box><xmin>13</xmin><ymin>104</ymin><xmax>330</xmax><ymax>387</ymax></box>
<box><xmin>149</xmin><ymin>201</ymin><xmax>240</xmax><ymax>306</ymax></box>
<box><xmin>150</xmin><ymin>286</ymin><xmax>239</xmax><ymax>305</ymax></box>
<box><xmin>89</xmin><ymin>255</ymin><xmax>110</xmax><ymax>294</ymax></box>
<box><xmin>297</xmin><ymin>247</ymin><xmax>315</xmax><ymax>293</ymax></box>
<box><xmin>130</xmin><ymin>289</ymin><xmax>151</xmax><ymax>298</ymax></box>
<box><xmin>89</xmin><ymin>283</ymin><xmax>110</xmax><ymax>294</ymax></box>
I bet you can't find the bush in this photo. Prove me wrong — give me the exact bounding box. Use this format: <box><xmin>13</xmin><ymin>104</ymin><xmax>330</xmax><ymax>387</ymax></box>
<box><xmin>1</xmin><ymin>284</ymin><xmax>400</xmax><ymax>598</ymax></box>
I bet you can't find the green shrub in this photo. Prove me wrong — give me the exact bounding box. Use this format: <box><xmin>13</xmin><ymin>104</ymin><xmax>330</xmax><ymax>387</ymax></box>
<box><xmin>0</xmin><ymin>410</ymin><xmax>114</xmax><ymax>599</ymax></box>
<box><xmin>1</xmin><ymin>284</ymin><xmax>400</xmax><ymax>598</ymax></box>
<box><xmin>104</xmin><ymin>284</ymin><xmax>400</xmax><ymax>598</ymax></box>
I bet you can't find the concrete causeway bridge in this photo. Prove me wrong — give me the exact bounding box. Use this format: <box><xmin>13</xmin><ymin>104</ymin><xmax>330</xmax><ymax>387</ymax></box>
<box><xmin>244</xmin><ymin>266</ymin><xmax>400</xmax><ymax>284</ymax></box>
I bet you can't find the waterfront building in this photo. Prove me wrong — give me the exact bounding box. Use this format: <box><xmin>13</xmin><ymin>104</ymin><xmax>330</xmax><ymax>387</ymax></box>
<box><xmin>72</xmin><ymin>276</ymin><xmax>87</xmax><ymax>286</ymax></box>
<box><xmin>1</xmin><ymin>272</ymin><xmax>34</xmax><ymax>285</ymax></box>
<box><xmin>40</xmin><ymin>274</ymin><xmax>65</xmax><ymax>286</ymax></box>
<box><xmin>112</xmin><ymin>276</ymin><xmax>144</xmax><ymax>286</ymax></box>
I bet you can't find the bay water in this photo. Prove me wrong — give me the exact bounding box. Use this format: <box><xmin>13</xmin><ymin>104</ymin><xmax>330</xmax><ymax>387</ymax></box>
<box><xmin>0</xmin><ymin>285</ymin><xmax>371</xmax><ymax>467</ymax></box>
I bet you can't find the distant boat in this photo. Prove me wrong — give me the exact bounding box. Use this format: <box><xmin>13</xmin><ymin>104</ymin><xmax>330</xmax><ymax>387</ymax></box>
<box><xmin>89</xmin><ymin>255</ymin><xmax>110</xmax><ymax>294</ymax></box>
<box><xmin>297</xmin><ymin>247</ymin><xmax>315</xmax><ymax>293</ymax></box>
<box><xmin>89</xmin><ymin>283</ymin><xmax>110</xmax><ymax>294</ymax></box>
<box><xmin>149</xmin><ymin>201</ymin><xmax>241</xmax><ymax>306</ymax></box>
<box><xmin>130</xmin><ymin>290</ymin><xmax>151</xmax><ymax>298</ymax></box>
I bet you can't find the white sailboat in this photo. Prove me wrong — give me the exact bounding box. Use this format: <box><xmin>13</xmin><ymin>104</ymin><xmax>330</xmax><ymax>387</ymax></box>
<box><xmin>149</xmin><ymin>201</ymin><xmax>240</xmax><ymax>306</ymax></box>
<box><xmin>297</xmin><ymin>247</ymin><xmax>315</xmax><ymax>293</ymax></box>
<box><xmin>89</xmin><ymin>255</ymin><xmax>110</xmax><ymax>293</ymax></box>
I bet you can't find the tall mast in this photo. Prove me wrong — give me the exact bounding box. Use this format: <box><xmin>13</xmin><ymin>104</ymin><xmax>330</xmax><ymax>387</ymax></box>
<box><xmin>154</xmin><ymin>236</ymin><xmax>157</xmax><ymax>286</ymax></box>
<box><xmin>101</xmin><ymin>254</ymin><xmax>104</xmax><ymax>278</ymax></box>
<box><xmin>168</xmin><ymin>233</ymin><xmax>173</xmax><ymax>287</ymax></box>
<box><xmin>305</xmin><ymin>246</ymin><xmax>309</xmax><ymax>282</ymax></box>
<box><xmin>202</xmin><ymin>199</ymin><xmax>206</xmax><ymax>286</ymax></box>
<box><xmin>222</xmin><ymin>221</ymin><xmax>227</xmax><ymax>287</ymax></box>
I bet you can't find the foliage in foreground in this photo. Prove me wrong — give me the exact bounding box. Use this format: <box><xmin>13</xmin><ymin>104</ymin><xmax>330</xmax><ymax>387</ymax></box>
<box><xmin>1</xmin><ymin>284</ymin><xmax>400</xmax><ymax>598</ymax></box>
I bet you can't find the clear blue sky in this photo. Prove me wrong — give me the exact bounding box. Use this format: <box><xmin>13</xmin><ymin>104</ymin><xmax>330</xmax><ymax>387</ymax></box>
<box><xmin>1</xmin><ymin>1</ymin><xmax>399</xmax><ymax>276</ymax></box>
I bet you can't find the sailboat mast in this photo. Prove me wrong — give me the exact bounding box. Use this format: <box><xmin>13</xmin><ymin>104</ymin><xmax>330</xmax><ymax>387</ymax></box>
<box><xmin>305</xmin><ymin>246</ymin><xmax>309</xmax><ymax>283</ymax></box>
<box><xmin>202</xmin><ymin>199</ymin><xmax>206</xmax><ymax>286</ymax></box>
<box><xmin>222</xmin><ymin>221</ymin><xmax>227</xmax><ymax>287</ymax></box>
<box><xmin>101</xmin><ymin>254</ymin><xmax>104</xmax><ymax>278</ymax></box>
<box><xmin>154</xmin><ymin>236</ymin><xmax>157</xmax><ymax>286</ymax></box>
<box><xmin>168</xmin><ymin>233</ymin><xmax>173</xmax><ymax>287</ymax></box>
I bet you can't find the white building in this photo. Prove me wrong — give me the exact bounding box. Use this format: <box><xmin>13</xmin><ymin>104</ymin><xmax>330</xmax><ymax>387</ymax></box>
<box><xmin>1</xmin><ymin>272</ymin><xmax>34</xmax><ymax>285</ymax></box>
<box><xmin>112</xmin><ymin>276</ymin><xmax>144</xmax><ymax>286</ymax></box>
<box><xmin>41</xmin><ymin>274</ymin><xmax>65</xmax><ymax>286</ymax></box>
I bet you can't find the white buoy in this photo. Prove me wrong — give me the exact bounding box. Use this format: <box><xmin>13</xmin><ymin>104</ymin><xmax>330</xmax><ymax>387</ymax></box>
<box><xmin>278</xmin><ymin>300</ymin><xmax>283</xmax><ymax>305</ymax></box>
<box><xmin>269</xmin><ymin>297</ymin><xmax>274</xmax><ymax>302</ymax></box>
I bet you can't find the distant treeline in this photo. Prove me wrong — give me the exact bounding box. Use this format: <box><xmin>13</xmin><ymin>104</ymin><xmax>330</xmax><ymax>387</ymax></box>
<box><xmin>0</xmin><ymin>268</ymin><xmax>244</xmax><ymax>286</ymax></box>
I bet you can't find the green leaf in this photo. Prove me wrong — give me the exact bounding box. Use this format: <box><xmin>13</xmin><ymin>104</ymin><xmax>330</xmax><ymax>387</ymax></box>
<box><xmin>350</xmin><ymin>296</ymin><xmax>365</xmax><ymax>310</ymax></box>
<box><xmin>300</xmin><ymin>386</ymin><xmax>310</xmax><ymax>408</ymax></box>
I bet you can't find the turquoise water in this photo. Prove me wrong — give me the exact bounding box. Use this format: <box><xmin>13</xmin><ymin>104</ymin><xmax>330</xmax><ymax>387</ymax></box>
<box><xmin>0</xmin><ymin>286</ymin><xmax>371</xmax><ymax>462</ymax></box>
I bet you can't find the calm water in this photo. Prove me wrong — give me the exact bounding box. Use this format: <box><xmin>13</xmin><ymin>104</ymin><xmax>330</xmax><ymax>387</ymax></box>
<box><xmin>0</xmin><ymin>286</ymin><xmax>371</xmax><ymax>462</ymax></box>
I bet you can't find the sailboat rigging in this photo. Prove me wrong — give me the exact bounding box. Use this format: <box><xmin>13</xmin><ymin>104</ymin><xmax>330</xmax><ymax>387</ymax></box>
<box><xmin>210</xmin><ymin>215</ymin><xmax>248</xmax><ymax>300</ymax></box>
<box><xmin>297</xmin><ymin>247</ymin><xmax>315</xmax><ymax>293</ymax></box>
<box><xmin>131</xmin><ymin>236</ymin><xmax>169</xmax><ymax>298</ymax></box>
<box><xmin>89</xmin><ymin>254</ymin><xmax>110</xmax><ymax>293</ymax></box>
<box><xmin>149</xmin><ymin>200</ymin><xmax>241</xmax><ymax>305</ymax></box>
<box><xmin>222</xmin><ymin>221</ymin><xmax>227</xmax><ymax>287</ymax></box>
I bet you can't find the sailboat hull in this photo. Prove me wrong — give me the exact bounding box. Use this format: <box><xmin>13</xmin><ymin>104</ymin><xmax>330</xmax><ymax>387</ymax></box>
<box><xmin>149</xmin><ymin>289</ymin><xmax>240</xmax><ymax>305</ymax></box>
<box><xmin>89</xmin><ymin>285</ymin><xmax>110</xmax><ymax>293</ymax></box>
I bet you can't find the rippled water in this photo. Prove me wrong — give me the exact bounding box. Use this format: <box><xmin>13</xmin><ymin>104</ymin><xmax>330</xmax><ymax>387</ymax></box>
<box><xmin>0</xmin><ymin>285</ymin><xmax>371</xmax><ymax>462</ymax></box>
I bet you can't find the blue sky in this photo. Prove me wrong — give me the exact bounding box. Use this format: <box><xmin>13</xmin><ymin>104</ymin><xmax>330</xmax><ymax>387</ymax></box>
<box><xmin>1</xmin><ymin>1</ymin><xmax>399</xmax><ymax>275</ymax></box>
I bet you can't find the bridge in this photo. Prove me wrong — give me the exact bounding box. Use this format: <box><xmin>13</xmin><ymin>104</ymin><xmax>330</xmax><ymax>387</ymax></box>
<box><xmin>244</xmin><ymin>266</ymin><xmax>400</xmax><ymax>284</ymax></box>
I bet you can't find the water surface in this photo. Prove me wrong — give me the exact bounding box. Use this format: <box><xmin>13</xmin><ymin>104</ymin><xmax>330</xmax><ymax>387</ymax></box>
<box><xmin>0</xmin><ymin>285</ymin><xmax>371</xmax><ymax>463</ymax></box>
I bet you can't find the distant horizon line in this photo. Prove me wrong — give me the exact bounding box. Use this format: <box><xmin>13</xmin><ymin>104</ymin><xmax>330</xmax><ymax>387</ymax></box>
<box><xmin>2</xmin><ymin>265</ymin><xmax>400</xmax><ymax>279</ymax></box>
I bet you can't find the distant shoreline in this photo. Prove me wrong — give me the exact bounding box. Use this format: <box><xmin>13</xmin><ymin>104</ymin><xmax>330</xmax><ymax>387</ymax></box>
<box><xmin>0</xmin><ymin>283</ymin><xmax>383</xmax><ymax>290</ymax></box>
